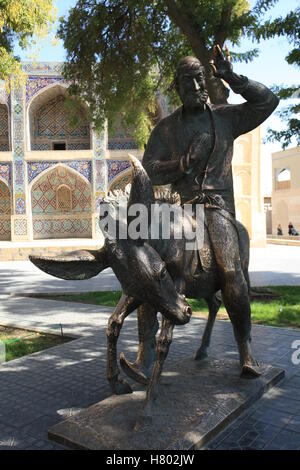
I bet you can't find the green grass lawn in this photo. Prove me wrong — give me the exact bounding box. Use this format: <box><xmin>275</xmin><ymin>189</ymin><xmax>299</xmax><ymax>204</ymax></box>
<box><xmin>0</xmin><ymin>326</ymin><xmax>72</xmax><ymax>362</ymax></box>
<box><xmin>35</xmin><ymin>286</ymin><xmax>300</xmax><ymax>329</ymax></box>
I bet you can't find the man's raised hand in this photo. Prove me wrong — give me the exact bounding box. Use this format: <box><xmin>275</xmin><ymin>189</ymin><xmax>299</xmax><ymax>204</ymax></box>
<box><xmin>209</xmin><ymin>44</ymin><xmax>233</xmax><ymax>81</ymax></box>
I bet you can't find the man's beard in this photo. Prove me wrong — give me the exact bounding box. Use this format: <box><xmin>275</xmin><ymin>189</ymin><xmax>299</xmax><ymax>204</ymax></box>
<box><xmin>182</xmin><ymin>90</ymin><xmax>208</xmax><ymax>110</ymax></box>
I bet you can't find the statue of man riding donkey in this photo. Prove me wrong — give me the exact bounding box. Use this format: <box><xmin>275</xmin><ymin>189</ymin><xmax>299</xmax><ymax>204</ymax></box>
<box><xmin>30</xmin><ymin>45</ymin><xmax>279</xmax><ymax>428</ymax></box>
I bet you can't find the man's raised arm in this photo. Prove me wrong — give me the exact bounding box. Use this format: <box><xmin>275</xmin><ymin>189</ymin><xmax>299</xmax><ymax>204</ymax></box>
<box><xmin>210</xmin><ymin>45</ymin><xmax>279</xmax><ymax>138</ymax></box>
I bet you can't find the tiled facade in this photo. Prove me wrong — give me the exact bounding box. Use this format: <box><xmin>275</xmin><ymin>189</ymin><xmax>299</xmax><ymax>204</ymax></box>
<box><xmin>0</xmin><ymin>62</ymin><xmax>144</xmax><ymax>242</ymax></box>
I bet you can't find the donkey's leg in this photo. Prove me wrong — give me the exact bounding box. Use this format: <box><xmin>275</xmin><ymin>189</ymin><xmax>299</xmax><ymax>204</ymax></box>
<box><xmin>134</xmin><ymin>318</ymin><xmax>174</xmax><ymax>431</ymax></box>
<box><xmin>195</xmin><ymin>291</ymin><xmax>222</xmax><ymax>360</ymax></box>
<box><xmin>107</xmin><ymin>294</ymin><xmax>140</xmax><ymax>395</ymax></box>
<box><xmin>120</xmin><ymin>303</ymin><xmax>159</xmax><ymax>385</ymax></box>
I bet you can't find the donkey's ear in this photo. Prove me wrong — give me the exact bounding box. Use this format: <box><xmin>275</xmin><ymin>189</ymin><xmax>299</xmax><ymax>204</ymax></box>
<box><xmin>128</xmin><ymin>154</ymin><xmax>154</xmax><ymax>213</ymax></box>
<box><xmin>29</xmin><ymin>247</ymin><xmax>109</xmax><ymax>280</ymax></box>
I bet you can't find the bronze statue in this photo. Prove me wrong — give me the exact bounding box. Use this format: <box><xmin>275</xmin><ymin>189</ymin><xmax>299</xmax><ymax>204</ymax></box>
<box><xmin>29</xmin><ymin>45</ymin><xmax>279</xmax><ymax>430</ymax></box>
<box><xmin>122</xmin><ymin>45</ymin><xmax>279</xmax><ymax>388</ymax></box>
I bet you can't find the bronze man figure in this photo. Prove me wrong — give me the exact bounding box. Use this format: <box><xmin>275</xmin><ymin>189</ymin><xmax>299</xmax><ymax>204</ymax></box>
<box><xmin>133</xmin><ymin>45</ymin><xmax>279</xmax><ymax>376</ymax></box>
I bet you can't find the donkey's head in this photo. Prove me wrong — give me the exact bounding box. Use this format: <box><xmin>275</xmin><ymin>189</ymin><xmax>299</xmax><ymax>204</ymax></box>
<box><xmin>29</xmin><ymin>155</ymin><xmax>191</xmax><ymax>325</ymax></box>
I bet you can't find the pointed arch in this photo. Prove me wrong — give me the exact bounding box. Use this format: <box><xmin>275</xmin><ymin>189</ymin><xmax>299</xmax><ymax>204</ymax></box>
<box><xmin>108</xmin><ymin>168</ymin><xmax>132</xmax><ymax>192</ymax></box>
<box><xmin>275</xmin><ymin>168</ymin><xmax>291</xmax><ymax>190</ymax></box>
<box><xmin>28</xmin><ymin>162</ymin><xmax>91</xmax><ymax>190</ymax></box>
<box><xmin>30</xmin><ymin>163</ymin><xmax>92</xmax><ymax>239</ymax></box>
<box><xmin>27</xmin><ymin>82</ymin><xmax>91</xmax><ymax>151</ymax></box>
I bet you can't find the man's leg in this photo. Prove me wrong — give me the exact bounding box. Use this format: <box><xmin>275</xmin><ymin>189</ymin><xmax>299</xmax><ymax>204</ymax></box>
<box><xmin>206</xmin><ymin>209</ymin><xmax>260</xmax><ymax>375</ymax></box>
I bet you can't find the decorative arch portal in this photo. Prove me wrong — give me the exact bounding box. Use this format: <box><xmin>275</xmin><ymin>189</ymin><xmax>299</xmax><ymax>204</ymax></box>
<box><xmin>109</xmin><ymin>169</ymin><xmax>132</xmax><ymax>192</ymax></box>
<box><xmin>27</xmin><ymin>83</ymin><xmax>91</xmax><ymax>151</ymax></box>
<box><xmin>0</xmin><ymin>179</ymin><xmax>11</xmax><ymax>240</ymax></box>
<box><xmin>0</xmin><ymin>104</ymin><xmax>9</xmax><ymax>151</ymax></box>
<box><xmin>236</xmin><ymin>201</ymin><xmax>252</xmax><ymax>239</ymax></box>
<box><xmin>30</xmin><ymin>164</ymin><xmax>92</xmax><ymax>239</ymax></box>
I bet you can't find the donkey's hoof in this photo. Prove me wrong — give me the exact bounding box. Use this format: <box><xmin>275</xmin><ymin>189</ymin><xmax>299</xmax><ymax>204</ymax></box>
<box><xmin>241</xmin><ymin>362</ymin><xmax>261</xmax><ymax>378</ymax></box>
<box><xmin>194</xmin><ymin>348</ymin><xmax>208</xmax><ymax>361</ymax></box>
<box><xmin>111</xmin><ymin>378</ymin><xmax>133</xmax><ymax>395</ymax></box>
<box><xmin>134</xmin><ymin>413</ymin><xmax>153</xmax><ymax>432</ymax></box>
<box><xmin>120</xmin><ymin>352</ymin><xmax>150</xmax><ymax>385</ymax></box>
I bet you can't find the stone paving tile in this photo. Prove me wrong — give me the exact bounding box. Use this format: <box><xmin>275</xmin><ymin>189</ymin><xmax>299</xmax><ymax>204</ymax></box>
<box><xmin>246</xmin><ymin>406</ymin><xmax>293</xmax><ymax>428</ymax></box>
<box><xmin>264</xmin><ymin>428</ymin><xmax>300</xmax><ymax>450</ymax></box>
<box><xmin>18</xmin><ymin>415</ymin><xmax>61</xmax><ymax>439</ymax></box>
<box><xmin>287</xmin><ymin>376</ymin><xmax>300</xmax><ymax>388</ymax></box>
<box><xmin>284</xmin><ymin>414</ymin><xmax>300</xmax><ymax>433</ymax></box>
<box><xmin>208</xmin><ymin>412</ymin><xmax>285</xmax><ymax>450</ymax></box>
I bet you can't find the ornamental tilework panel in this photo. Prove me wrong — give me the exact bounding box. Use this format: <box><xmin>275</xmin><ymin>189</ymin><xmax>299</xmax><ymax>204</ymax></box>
<box><xmin>68</xmin><ymin>142</ymin><xmax>90</xmax><ymax>150</ymax></box>
<box><xmin>27</xmin><ymin>161</ymin><xmax>92</xmax><ymax>184</ymax></box>
<box><xmin>108</xmin><ymin>140</ymin><xmax>138</xmax><ymax>150</ymax></box>
<box><xmin>26</xmin><ymin>76</ymin><xmax>66</xmax><ymax>104</ymax></box>
<box><xmin>92</xmin><ymin>129</ymin><xmax>106</xmax><ymax>214</ymax></box>
<box><xmin>31</xmin><ymin>143</ymin><xmax>51</xmax><ymax>150</ymax></box>
<box><xmin>109</xmin><ymin>171</ymin><xmax>132</xmax><ymax>192</ymax></box>
<box><xmin>0</xmin><ymin>178</ymin><xmax>15</xmax><ymax>238</ymax></box>
<box><xmin>15</xmin><ymin>195</ymin><xmax>26</xmax><ymax>214</ymax></box>
<box><xmin>32</xmin><ymin>218</ymin><xmax>92</xmax><ymax>240</ymax></box>
<box><xmin>15</xmin><ymin>161</ymin><xmax>24</xmax><ymax>185</ymax></box>
<box><xmin>14</xmin><ymin>218</ymin><xmax>27</xmax><ymax>236</ymax></box>
<box><xmin>108</xmin><ymin>115</ymin><xmax>138</xmax><ymax>150</ymax></box>
<box><xmin>31</xmin><ymin>95</ymin><xmax>90</xmax><ymax>150</ymax></box>
<box><xmin>22</xmin><ymin>63</ymin><xmax>63</xmax><ymax>76</ymax></box>
<box><xmin>107</xmin><ymin>160</ymin><xmax>131</xmax><ymax>183</ymax></box>
<box><xmin>0</xmin><ymin>163</ymin><xmax>12</xmax><ymax>187</ymax></box>
<box><xmin>93</xmin><ymin>131</ymin><xmax>106</xmax><ymax>158</ymax></box>
<box><xmin>0</xmin><ymin>104</ymin><xmax>9</xmax><ymax>150</ymax></box>
<box><xmin>0</xmin><ymin>181</ymin><xmax>11</xmax><ymax>214</ymax></box>
<box><xmin>95</xmin><ymin>160</ymin><xmax>106</xmax><ymax>210</ymax></box>
<box><xmin>12</xmin><ymin>86</ymin><xmax>26</xmax><ymax>215</ymax></box>
<box><xmin>0</xmin><ymin>218</ymin><xmax>11</xmax><ymax>240</ymax></box>
<box><xmin>31</xmin><ymin>166</ymin><xmax>92</xmax><ymax>215</ymax></box>
<box><xmin>13</xmin><ymin>120</ymin><xmax>23</xmax><ymax>141</ymax></box>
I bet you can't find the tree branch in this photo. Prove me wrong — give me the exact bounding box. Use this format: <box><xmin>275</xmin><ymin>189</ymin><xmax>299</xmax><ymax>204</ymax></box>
<box><xmin>215</xmin><ymin>4</ymin><xmax>233</xmax><ymax>47</ymax></box>
<box><xmin>164</xmin><ymin>0</ymin><xmax>208</xmax><ymax>65</ymax></box>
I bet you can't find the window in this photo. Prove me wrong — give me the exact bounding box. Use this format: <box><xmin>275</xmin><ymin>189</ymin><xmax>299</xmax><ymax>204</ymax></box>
<box><xmin>276</xmin><ymin>168</ymin><xmax>291</xmax><ymax>190</ymax></box>
<box><xmin>53</xmin><ymin>142</ymin><xmax>66</xmax><ymax>151</ymax></box>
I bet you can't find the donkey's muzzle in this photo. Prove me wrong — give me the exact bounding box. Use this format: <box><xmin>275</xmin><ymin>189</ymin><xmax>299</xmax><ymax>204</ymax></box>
<box><xmin>174</xmin><ymin>305</ymin><xmax>192</xmax><ymax>325</ymax></box>
<box><xmin>185</xmin><ymin>305</ymin><xmax>192</xmax><ymax>318</ymax></box>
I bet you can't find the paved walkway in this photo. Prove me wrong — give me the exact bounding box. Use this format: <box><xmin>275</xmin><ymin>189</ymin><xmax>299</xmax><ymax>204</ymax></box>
<box><xmin>0</xmin><ymin>245</ymin><xmax>300</xmax><ymax>295</ymax></box>
<box><xmin>0</xmin><ymin>294</ymin><xmax>299</xmax><ymax>450</ymax></box>
<box><xmin>0</xmin><ymin>244</ymin><xmax>299</xmax><ymax>449</ymax></box>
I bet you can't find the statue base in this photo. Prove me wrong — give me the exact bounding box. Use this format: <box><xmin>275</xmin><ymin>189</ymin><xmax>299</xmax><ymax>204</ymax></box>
<box><xmin>48</xmin><ymin>357</ymin><xmax>284</xmax><ymax>450</ymax></box>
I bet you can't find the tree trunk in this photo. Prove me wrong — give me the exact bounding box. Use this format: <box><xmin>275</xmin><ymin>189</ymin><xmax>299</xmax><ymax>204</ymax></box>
<box><xmin>165</xmin><ymin>0</ymin><xmax>230</xmax><ymax>105</ymax></box>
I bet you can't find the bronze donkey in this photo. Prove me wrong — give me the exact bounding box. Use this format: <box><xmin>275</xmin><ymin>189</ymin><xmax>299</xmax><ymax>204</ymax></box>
<box><xmin>30</xmin><ymin>155</ymin><xmax>259</xmax><ymax>429</ymax></box>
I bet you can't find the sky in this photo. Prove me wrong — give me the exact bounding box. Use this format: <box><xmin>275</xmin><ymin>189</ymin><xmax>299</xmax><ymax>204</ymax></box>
<box><xmin>14</xmin><ymin>0</ymin><xmax>299</xmax><ymax>196</ymax></box>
